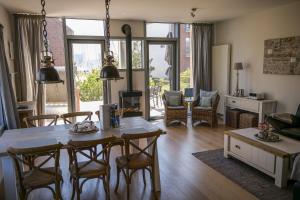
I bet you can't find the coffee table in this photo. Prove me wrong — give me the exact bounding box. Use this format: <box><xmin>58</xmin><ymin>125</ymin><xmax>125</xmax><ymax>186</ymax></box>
<box><xmin>224</xmin><ymin>128</ymin><xmax>300</xmax><ymax>188</ymax></box>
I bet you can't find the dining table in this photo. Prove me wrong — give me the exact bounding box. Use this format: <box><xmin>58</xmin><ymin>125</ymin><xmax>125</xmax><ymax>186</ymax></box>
<box><xmin>0</xmin><ymin>117</ymin><xmax>165</xmax><ymax>200</ymax></box>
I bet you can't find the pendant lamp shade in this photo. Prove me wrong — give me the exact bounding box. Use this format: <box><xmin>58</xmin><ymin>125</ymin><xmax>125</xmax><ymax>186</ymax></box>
<box><xmin>37</xmin><ymin>66</ymin><xmax>64</xmax><ymax>84</ymax></box>
<box><xmin>100</xmin><ymin>63</ymin><xmax>122</xmax><ymax>80</ymax></box>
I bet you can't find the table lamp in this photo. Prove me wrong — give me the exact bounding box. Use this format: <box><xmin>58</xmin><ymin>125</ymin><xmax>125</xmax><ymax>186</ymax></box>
<box><xmin>234</xmin><ymin>62</ymin><xmax>243</xmax><ymax>96</ymax></box>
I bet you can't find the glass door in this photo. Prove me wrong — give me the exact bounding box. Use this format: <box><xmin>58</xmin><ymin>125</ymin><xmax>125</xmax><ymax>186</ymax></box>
<box><xmin>146</xmin><ymin>42</ymin><xmax>177</xmax><ymax>119</ymax></box>
<box><xmin>68</xmin><ymin>40</ymin><xmax>104</xmax><ymax>121</ymax></box>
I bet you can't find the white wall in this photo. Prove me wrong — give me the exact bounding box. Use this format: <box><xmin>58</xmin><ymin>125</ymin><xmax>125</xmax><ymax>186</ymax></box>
<box><xmin>215</xmin><ymin>1</ymin><xmax>300</xmax><ymax>113</ymax></box>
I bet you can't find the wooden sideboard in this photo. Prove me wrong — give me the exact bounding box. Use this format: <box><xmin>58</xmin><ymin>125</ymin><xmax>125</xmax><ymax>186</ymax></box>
<box><xmin>224</xmin><ymin>95</ymin><xmax>277</xmax><ymax>123</ymax></box>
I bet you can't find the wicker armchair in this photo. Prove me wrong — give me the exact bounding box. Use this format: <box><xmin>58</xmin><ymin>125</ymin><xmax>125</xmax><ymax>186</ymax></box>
<box><xmin>162</xmin><ymin>92</ymin><xmax>188</xmax><ymax>126</ymax></box>
<box><xmin>192</xmin><ymin>94</ymin><xmax>220</xmax><ymax>127</ymax></box>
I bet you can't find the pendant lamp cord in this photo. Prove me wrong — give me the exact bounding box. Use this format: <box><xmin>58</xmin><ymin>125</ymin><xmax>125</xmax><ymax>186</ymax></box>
<box><xmin>105</xmin><ymin>0</ymin><xmax>111</xmax><ymax>55</ymax></box>
<box><xmin>41</xmin><ymin>0</ymin><xmax>49</xmax><ymax>53</ymax></box>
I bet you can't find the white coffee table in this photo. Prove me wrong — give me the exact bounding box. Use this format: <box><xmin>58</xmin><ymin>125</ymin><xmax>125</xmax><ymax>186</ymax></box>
<box><xmin>224</xmin><ymin>128</ymin><xmax>300</xmax><ymax>188</ymax></box>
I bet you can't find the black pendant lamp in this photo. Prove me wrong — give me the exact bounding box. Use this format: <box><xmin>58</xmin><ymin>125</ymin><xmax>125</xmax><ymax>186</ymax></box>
<box><xmin>37</xmin><ymin>0</ymin><xmax>63</xmax><ymax>84</ymax></box>
<box><xmin>100</xmin><ymin>0</ymin><xmax>122</xmax><ymax>80</ymax></box>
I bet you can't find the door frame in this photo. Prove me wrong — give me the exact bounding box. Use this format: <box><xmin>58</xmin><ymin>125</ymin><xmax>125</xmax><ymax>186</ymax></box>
<box><xmin>66</xmin><ymin>39</ymin><xmax>105</xmax><ymax>113</ymax></box>
<box><xmin>144</xmin><ymin>40</ymin><xmax>179</xmax><ymax>120</ymax></box>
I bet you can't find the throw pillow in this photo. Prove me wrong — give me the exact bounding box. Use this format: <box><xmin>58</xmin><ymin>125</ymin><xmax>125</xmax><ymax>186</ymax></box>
<box><xmin>199</xmin><ymin>89</ymin><xmax>218</xmax><ymax>106</ymax></box>
<box><xmin>168</xmin><ymin>95</ymin><xmax>181</xmax><ymax>106</ymax></box>
<box><xmin>200</xmin><ymin>96</ymin><xmax>212</xmax><ymax>107</ymax></box>
<box><xmin>164</xmin><ymin>90</ymin><xmax>182</xmax><ymax>106</ymax></box>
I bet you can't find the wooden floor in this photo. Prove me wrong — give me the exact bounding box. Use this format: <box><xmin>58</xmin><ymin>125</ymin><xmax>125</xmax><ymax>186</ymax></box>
<box><xmin>13</xmin><ymin>119</ymin><xmax>257</xmax><ymax>200</ymax></box>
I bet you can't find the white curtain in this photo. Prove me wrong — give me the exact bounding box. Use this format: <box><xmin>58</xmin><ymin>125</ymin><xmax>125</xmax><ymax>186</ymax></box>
<box><xmin>15</xmin><ymin>14</ymin><xmax>45</xmax><ymax>115</ymax></box>
<box><xmin>0</xmin><ymin>25</ymin><xmax>19</xmax><ymax>130</ymax></box>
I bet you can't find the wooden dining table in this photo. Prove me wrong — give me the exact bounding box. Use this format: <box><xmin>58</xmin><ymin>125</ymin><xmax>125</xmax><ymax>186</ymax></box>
<box><xmin>0</xmin><ymin>117</ymin><xmax>165</xmax><ymax>200</ymax></box>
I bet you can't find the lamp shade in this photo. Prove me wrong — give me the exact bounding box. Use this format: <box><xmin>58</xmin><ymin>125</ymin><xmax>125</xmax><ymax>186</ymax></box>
<box><xmin>234</xmin><ymin>62</ymin><xmax>243</xmax><ymax>70</ymax></box>
<box><xmin>37</xmin><ymin>67</ymin><xmax>64</xmax><ymax>84</ymax></box>
<box><xmin>184</xmin><ymin>88</ymin><xmax>194</xmax><ymax>98</ymax></box>
<box><xmin>100</xmin><ymin>63</ymin><xmax>123</xmax><ymax>80</ymax></box>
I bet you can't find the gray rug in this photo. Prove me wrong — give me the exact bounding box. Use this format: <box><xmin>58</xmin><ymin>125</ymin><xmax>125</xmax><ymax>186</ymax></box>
<box><xmin>192</xmin><ymin>149</ymin><xmax>293</xmax><ymax>200</ymax></box>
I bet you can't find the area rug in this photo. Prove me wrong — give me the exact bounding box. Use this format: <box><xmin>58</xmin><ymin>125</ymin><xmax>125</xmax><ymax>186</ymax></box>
<box><xmin>192</xmin><ymin>149</ymin><xmax>293</xmax><ymax>200</ymax></box>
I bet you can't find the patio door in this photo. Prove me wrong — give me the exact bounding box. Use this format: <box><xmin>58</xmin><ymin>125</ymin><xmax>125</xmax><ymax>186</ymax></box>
<box><xmin>67</xmin><ymin>40</ymin><xmax>105</xmax><ymax>121</ymax></box>
<box><xmin>145</xmin><ymin>41</ymin><xmax>177</xmax><ymax>120</ymax></box>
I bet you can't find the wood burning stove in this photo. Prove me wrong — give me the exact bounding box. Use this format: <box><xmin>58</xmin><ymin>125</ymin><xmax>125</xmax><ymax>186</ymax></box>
<box><xmin>119</xmin><ymin>24</ymin><xmax>143</xmax><ymax>117</ymax></box>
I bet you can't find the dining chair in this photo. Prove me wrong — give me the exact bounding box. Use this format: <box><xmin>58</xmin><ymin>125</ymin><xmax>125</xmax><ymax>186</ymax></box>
<box><xmin>23</xmin><ymin>114</ymin><xmax>59</xmax><ymax>128</ymax></box>
<box><xmin>61</xmin><ymin>111</ymin><xmax>93</xmax><ymax>124</ymax></box>
<box><xmin>114</xmin><ymin>130</ymin><xmax>162</xmax><ymax>200</ymax></box>
<box><xmin>95</xmin><ymin>111</ymin><xmax>125</xmax><ymax>155</ymax></box>
<box><xmin>67</xmin><ymin>136</ymin><xmax>116</xmax><ymax>200</ymax></box>
<box><xmin>7</xmin><ymin>143</ymin><xmax>63</xmax><ymax>200</ymax></box>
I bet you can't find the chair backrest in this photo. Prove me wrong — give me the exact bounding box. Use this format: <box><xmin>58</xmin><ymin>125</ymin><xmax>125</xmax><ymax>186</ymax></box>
<box><xmin>61</xmin><ymin>111</ymin><xmax>93</xmax><ymax>124</ymax></box>
<box><xmin>7</xmin><ymin>143</ymin><xmax>63</xmax><ymax>188</ymax></box>
<box><xmin>95</xmin><ymin>111</ymin><xmax>100</xmax><ymax>121</ymax></box>
<box><xmin>121</xmin><ymin>130</ymin><xmax>162</xmax><ymax>164</ymax></box>
<box><xmin>296</xmin><ymin>104</ymin><xmax>300</xmax><ymax>118</ymax></box>
<box><xmin>67</xmin><ymin>136</ymin><xmax>115</xmax><ymax>175</ymax></box>
<box><xmin>213</xmin><ymin>94</ymin><xmax>220</xmax><ymax>110</ymax></box>
<box><xmin>23</xmin><ymin>114</ymin><xmax>59</xmax><ymax>128</ymax></box>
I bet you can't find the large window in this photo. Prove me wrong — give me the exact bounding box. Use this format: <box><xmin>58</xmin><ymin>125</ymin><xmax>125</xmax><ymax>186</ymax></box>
<box><xmin>146</xmin><ymin>23</ymin><xmax>176</xmax><ymax>38</ymax></box>
<box><xmin>110</xmin><ymin>39</ymin><xmax>143</xmax><ymax>69</ymax></box>
<box><xmin>179</xmin><ymin>24</ymin><xmax>192</xmax><ymax>91</ymax></box>
<box><xmin>65</xmin><ymin>19</ymin><xmax>104</xmax><ymax>36</ymax></box>
<box><xmin>45</xmin><ymin>18</ymin><xmax>69</xmax><ymax>121</ymax></box>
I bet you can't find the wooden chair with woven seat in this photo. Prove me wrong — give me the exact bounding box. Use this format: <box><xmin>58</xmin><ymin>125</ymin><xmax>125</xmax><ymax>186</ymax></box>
<box><xmin>61</xmin><ymin>111</ymin><xmax>94</xmax><ymax>173</ymax></box>
<box><xmin>23</xmin><ymin>114</ymin><xmax>59</xmax><ymax>128</ymax></box>
<box><xmin>95</xmin><ymin>111</ymin><xmax>125</xmax><ymax>155</ymax></box>
<box><xmin>162</xmin><ymin>91</ymin><xmax>188</xmax><ymax>126</ymax></box>
<box><xmin>114</xmin><ymin>130</ymin><xmax>162</xmax><ymax>200</ymax></box>
<box><xmin>67</xmin><ymin>136</ymin><xmax>116</xmax><ymax>200</ymax></box>
<box><xmin>7</xmin><ymin>143</ymin><xmax>63</xmax><ymax>200</ymax></box>
<box><xmin>191</xmin><ymin>94</ymin><xmax>220</xmax><ymax>127</ymax></box>
<box><xmin>61</xmin><ymin>111</ymin><xmax>93</xmax><ymax>124</ymax></box>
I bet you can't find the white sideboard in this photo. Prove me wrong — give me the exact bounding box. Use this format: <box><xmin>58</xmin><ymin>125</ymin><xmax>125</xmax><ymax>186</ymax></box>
<box><xmin>224</xmin><ymin>95</ymin><xmax>277</xmax><ymax>123</ymax></box>
<box><xmin>224</xmin><ymin>128</ymin><xmax>300</xmax><ymax>188</ymax></box>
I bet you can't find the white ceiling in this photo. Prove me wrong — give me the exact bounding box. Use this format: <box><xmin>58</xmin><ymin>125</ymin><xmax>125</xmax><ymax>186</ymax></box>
<box><xmin>0</xmin><ymin>0</ymin><xmax>298</xmax><ymax>22</ymax></box>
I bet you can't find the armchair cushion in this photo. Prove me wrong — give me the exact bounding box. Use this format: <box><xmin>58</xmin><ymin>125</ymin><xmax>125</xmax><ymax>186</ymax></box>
<box><xmin>167</xmin><ymin>106</ymin><xmax>185</xmax><ymax>110</ymax></box>
<box><xmin>164</xmin><ymin>91</ymin><xmax>182</xmax><ymax>106</ymax></box>
<box><xmin>200</xmin><ymin>96</ymin><xmax>212</xmax><ymax>107</ymax></box>
<box><xmin>194</xmin><ymin>106</ymin><xmax>213</xmax><ymax>110</ymax></box>
<box><xmin>199</xmin><ymin>89</ymin><xmax>218</xmax><ymax>106</ymax></box>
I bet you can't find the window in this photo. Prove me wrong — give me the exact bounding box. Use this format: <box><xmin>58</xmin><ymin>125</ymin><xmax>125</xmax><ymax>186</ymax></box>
<box><xmin>110</xmin><ymin>39</ymin><xmax>143</xmax><ymax>69</ymax></box>
<box><xmin>179</xmin><ymin>24</ymin><xmax>192</xmax><ymax>91</ymax></box>
<box><xmin>146</xmin><ymin>23</ymin><xmax>176</xmax><ymax>38</ymax></box>
<box><xmin>65</xmin><ymin>19</ymin><xmax>104</xmax><ymax>36</ymax></box>
<box><xmin>185</xmin><ymin>24</ymin><xmax>190</xmax><ymax>32</ymax></box>
<box><xmin>45</xmin><ymin>18</ymin><xmax>69</xmax><ymax>122</ymax></box>
<box><xmin>185</xmin><ymin>38</ymin><xmax>190</xmax><ymax>57</ymax></box>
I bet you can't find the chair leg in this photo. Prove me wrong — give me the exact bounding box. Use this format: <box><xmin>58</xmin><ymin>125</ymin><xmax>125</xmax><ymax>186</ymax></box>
<box><xmin>71</xmin><ymin>180</ymin><xmax>75</xmax><ymax>200</ymax></box>
<box><xmin>55</xmin><ymin>180</ymin><xmax>63</xmax><ymax>200</ymax></box>
<box><xmin>142</xmin><ymin>169</ymin><xmax>146</xmax><ymax>186</ymax></box>
<box><xmin>75</xmin><ymin>178</ymin><xmax>80</xmax><ymax>200</ymax></box>
<box><xmin>126</xmin><ymin>168</ymin><xmax>130</xmax><ymax>200</ymax></box>
<box><xmin>114</xmin><ymin>167</ymin><xmax>121</xmax><ymax>193</ymax></box>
